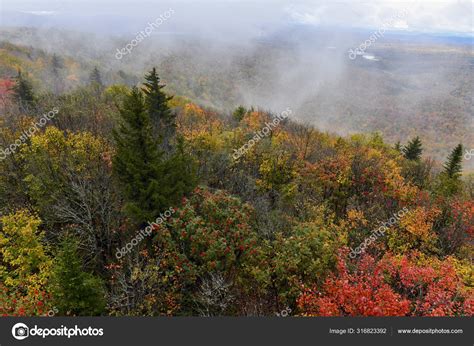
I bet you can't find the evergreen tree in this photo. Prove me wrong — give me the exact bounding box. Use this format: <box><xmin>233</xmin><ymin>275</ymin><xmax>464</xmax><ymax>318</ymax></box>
<box><xmin>142</xmin><ymin>68</ymin><xmax>174</xmax><ymax>150</ymax></box>
<box><xmin>162</xmin><ymin>136</ymin><xmax>197</xmax><ymax>202</ymax></box>
<box><xmin>141</xmin><ymin>68</ymin><xmax>197</xmax><ymax>207</ymax></box>
<box><xmin>89</xmin><ymin>66</ymin><xmax>103</xmax><ymax>86</ymax></box>
<box><xmin>233</xmin><ymin>105</ymin><xmax>247</xmax><ymax>122</ymax></box>
<box><xmin>51</xmin><ymin>54</ymin><xmax>64</xmax><ymax>94</ymax></box>
<box><xmin>394</xmin><ymin>141</ymin><xmax>402</xmax><ymax>153</ymax></box>
<box><xmin>10</xmin><ymin>69</ymin><xmax>35</xmax><ymax>111</ymax></box>
<box><xmin>443</xmin><ymin>144</ymin><xmax>463</xmax><ymax>179</ymax></box>
<box><xmin>403</xmin><ymin>136</ymin><xmax>423</xmax><ymax>161</ymax></box>
<box><xmin>50</xmin><ymin>237</ymin><xmax>106</xmax><ymax>316</ymax></box>
<box><xmin>113</xmin><ymin>87</ymin><xmax>167</xmax><ymax>223</ymax></box>
<box><xmin>114</xmin><ymin>78</ymin><xmax>197</xmax><ymax>224</ymax></box>
<box><xmin>436</xmin><ymin>144</ymin><xmax>464</xmax><ymax>196</ymax></box>
<box><xmin>51</xmin><ymin>54</ymin><xmax>63</xmax><ymax>76</ymax></box>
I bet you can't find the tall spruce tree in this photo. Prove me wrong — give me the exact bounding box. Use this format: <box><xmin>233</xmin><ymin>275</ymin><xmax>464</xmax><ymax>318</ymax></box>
<box><xmin>443</xmin><ymin>144</ymin><xmax>463</xmax><ymax>179</ymax></box>
<box><xmin>141</xmin><ymin>68</ymin><xmax>197</xmax><ymax>203</ymax></box>
<box><xmin>403</xmin><ymin>136</ymin><xmax>423</xmax><ymax>161</ymax></box>
<box><xmin>437</xmin><ymin>144</ymin><xmax>464</xmax><ymax>196</ymax></box>
<box><xmin>113</xmin><ymin>87</ymin><xmax>167</xmax><ymax>223</ymax></box>
<box><xmin>114</xmin><ymin>71</ymin><xmax>197</xmax><ymax>225</ymax></box>
<box><xmin>10</xmin><ymin>69</ymin><xmax>35</xmax><ymax>111</ymax></box>
<box><xmin>142</xmin><ymin>68</ymin><xmax>175</xmax><ymax>150</ymax></box>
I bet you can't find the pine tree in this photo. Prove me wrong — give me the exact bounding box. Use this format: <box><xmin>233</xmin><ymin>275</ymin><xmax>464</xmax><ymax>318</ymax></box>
<box><xmin>50</xmin><ymin>237</ymin><xmax>106</xmax><ymax>316</ymax></box>
<box><xmin>10</xmin><ymin>69</ymin><xmax>35</xmax><ymax>111</ymax></box>
<box><xmin>142</xmin><ymin>68</ymin><xmax>174</xmax><ymax>150</ymax></box>
<box><xmin>443</xmin><ymin>144</ymin><xmax>463</xmax><ymax>179</ymax></box>
<box><xmin>403</xmin><ymin>136</ymin><xmax>423</xmax><ymax>161</ymax></box>
<box><xmin>113</xmin><ymin>87</ymin><xmax>167</xmax><ymax>223</ymax></box>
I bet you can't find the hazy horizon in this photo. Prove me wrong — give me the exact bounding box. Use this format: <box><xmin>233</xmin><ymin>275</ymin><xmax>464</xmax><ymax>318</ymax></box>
<box><xmin>1</xmin><ymin>0</ymin><xmax>473</xmax><ymax>40</ymax></box>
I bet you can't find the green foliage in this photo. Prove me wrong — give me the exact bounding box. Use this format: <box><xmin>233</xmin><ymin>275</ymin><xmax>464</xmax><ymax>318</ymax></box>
<box><xmin>0</xmin><ymin>44</ymin><xmax>472</xmax><ymax>317</ymax></box>
<box><xmin>22</xmin><ymin>127</ymin><xmax>109</xmax><ymax>221</ymax></box>
<box><xmin>232</xmin><ymin>105</ymin><xmax>247</xmax><ymax>122</ymax></box>
<box><xmin>0</xmin><ymin>211</ymin><xmax>53</xmax><ymax>316</ymax></box>
<box><xmin>20</xmin><ymin>126</ymin><xmax>120</xmax><ymax>272</ymax></box>
<box><xmin>443</xmin><ymin>144</ymin><xmax>463</xmax><ymax>179</ymax></box>
<box><xmin>403</xmin><ymin>136</ymin><xmax>423</xmax><ymax>161</ymax></box>
<box><xmin>113</xmin><ymin>85</ymin><xmax>196</xmax><ymax>224</ymax></box>
<box><xmin>10</xmin><ymin>69</ymin><xmax>36</xmax><ymax>111</ymax></box>
<box><xmin>401</xmin><ymin>158</ymin><xmax>433</xmax><ymax>189</ymax></box>
<box><xmin>113</xmin><ymin>87</ymin><xmax>166</xmax><ymax>223</ymax></box>
<box><xmin>0</xmin><ymin>125</ymin><xmax>32</xmax><ymax>212</ymax></box>
<box><xmin>272</xmin><ymin>218</ymin><xmax>342</xmax><ymax>306</ymax></box>
<box><xmin>89</xmin><ymin>66</ymin><xmax>103</xmax><ymax>86</ymax></box>
<box><xmin>436</xmin><ymin>144</ymin><xmax>464</xmax><ymax>196</ymax></box>
<box><xmin>0</xmin><ymin>211</ymin><xmax>51</xmax><ymax>294</ymax></box>
<box><xmin>50</xmin><ymin>236</ymin><xmax>106</xmax><ymax>316</ymax></box>
<box><xmin>142</xmin><ymin>67</ymin><xmax>175</xmax><ymax>146</ymax></box>
<box><xmin>162</xmin><ymin>136</ymin><xmax>198</xmax><ymax>204</ymax></box>
<box><xmin>104</xmin><ymin>84</ymin><xmax>130</xmax><ymax>104</ymax></box>
<box><xmin>89</xmin><ymin>66</ymin><xmax>104</xmax><ymax>96</ymax></box>
<box><xmin>152</xmin><ymin>187</ymin><xmax>268</xmax><ymax>315</ymax></box>
<box><xmin>257</xmin><ymin>151</ymin><xmax>297</xmax><ymax>201</ymax></box>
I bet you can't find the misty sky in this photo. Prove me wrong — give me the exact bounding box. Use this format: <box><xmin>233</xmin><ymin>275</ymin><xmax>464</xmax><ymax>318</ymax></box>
<box><xmin>1</xmin><ymin>0</ymin><xmax>472</xmax><ymax>38</ymax></box>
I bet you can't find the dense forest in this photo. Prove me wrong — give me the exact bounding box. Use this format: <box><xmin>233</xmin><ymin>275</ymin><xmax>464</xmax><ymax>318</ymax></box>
<box><xmin>0</xmin><ymin>48</ymin><xmax>473</xmax><ymax>316</ymax></box>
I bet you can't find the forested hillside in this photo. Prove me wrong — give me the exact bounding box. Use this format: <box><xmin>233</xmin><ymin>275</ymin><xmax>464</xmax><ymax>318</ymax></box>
<box><xmin>0</xmin><ymin>61</ymin><xmax>472</xmax><ymax>316</ymax></box>
<box><xmin>1</xmin><ymin>28</ymin><xmax>472</xmax><ymax>170</ymax></box>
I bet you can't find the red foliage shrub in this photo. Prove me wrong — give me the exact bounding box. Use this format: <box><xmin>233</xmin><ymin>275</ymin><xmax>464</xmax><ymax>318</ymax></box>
<box><xmin>297</xmin><ymin>249</ymin><xmax>473</xmax><ymax>316</ymax></box>
<box><xmin>0</xmin><ymin>79</ymin><xmax>14</xmax><ymax>96</ymax></box>
<box><xmin>0</xmin><ymin>285</ymin><xmax>52</xmax><ymax>317</ymax></box>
